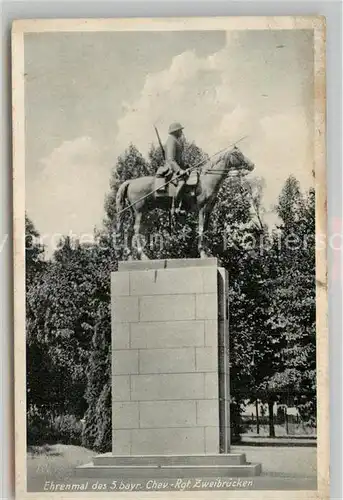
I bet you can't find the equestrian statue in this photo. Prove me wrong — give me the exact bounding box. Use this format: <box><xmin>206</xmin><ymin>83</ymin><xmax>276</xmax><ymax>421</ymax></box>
<box><xmin>116</xmin><ymin>122</ymin><xmax>255</xmax><ymax>260</ymax></box>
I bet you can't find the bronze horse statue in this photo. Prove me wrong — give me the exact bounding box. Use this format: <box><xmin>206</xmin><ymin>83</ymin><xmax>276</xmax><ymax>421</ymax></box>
<box><xmin>116</xmin><ymin>145</ymin><xmax>255</xmax><ymax>259</ymax></box>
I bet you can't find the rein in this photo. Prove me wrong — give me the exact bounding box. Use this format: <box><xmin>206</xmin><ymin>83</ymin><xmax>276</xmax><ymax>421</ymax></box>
<box><xmin>203</xmin><ymin>151</ymin><xmax>246</xmax><ymax>176</ymax></box>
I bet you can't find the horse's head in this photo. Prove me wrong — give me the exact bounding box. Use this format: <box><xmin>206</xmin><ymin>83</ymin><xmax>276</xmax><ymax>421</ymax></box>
<box><xmin>226</xmin><ymin>146</ymin><xmax>255</xmax><ymax>176</ymax></box>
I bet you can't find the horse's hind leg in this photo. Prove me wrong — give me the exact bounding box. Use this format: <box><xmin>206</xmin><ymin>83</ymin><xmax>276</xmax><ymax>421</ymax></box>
<box><xmin>168</xmin><ymin>205</ymin><xmax>174</xmax><ymax>234</ymax></box>
<box><xmin>125</xmin><ymin>226</ymin><xmax>134</xmax><ymax>260</ymax></box>
<box><xmin>133</xmin><ymin>211</ymin><xmax>149</xmax><ymax>260</ymax></box>
<box><xmin>118</xmin><ymin>209</ymin><xmax>134</xmax><ymax>260</ymax></box>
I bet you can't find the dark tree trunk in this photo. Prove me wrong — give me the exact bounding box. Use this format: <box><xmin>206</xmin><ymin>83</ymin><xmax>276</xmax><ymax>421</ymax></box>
<box><xmin>255</xmin><ymin>400</ymin><xmax>260</xmax><ymax>435</ymax></box>
<box><xmin>268</xmin><ymin>400</ymin><xmax>275</xmax><ymax>437</ymax></box>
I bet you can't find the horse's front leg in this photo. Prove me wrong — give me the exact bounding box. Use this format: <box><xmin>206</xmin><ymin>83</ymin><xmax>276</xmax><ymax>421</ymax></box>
<box><xmin>198</xmin><ymin>206</ymin><xmax>212</xmax><ymax>259</ymax></box>
<box><xmin>168</xmin><ymin>209</ymin><xmax>173</xmax><ymax>235</ymax></box>
<box><xmin>203</xmin><ymin>207</ymin><xmax>211</xmax><ymax>234</ymax></box>
<box><xmin>198</xmin><ymin>208</ymin><xmax>206</xmax><ymax>259</ymax></box>
<box><xmin>133</xmin><ymin>212</ymin><xmax>149</xmax><ymax>260</ymax></box>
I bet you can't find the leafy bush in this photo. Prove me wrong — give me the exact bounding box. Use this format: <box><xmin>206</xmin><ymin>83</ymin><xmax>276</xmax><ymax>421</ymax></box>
<box><xmin>27</xmin><ymin>406</ymin><xmax>52</xmax><ymax>445</ymax></box>
<box><xmin>27</xmin><ymin>406</ymin><xmax>83</xmax><ymax>446</ymax></box>
<box><xmin>52</xmin><ymin>414</ymin><xmax>83</xmax><ymax>445</ymax></box>
<box><xmin>230</xmin><ymin>402</ymin><xmax>243</xmax><ymax>444</ymax></box>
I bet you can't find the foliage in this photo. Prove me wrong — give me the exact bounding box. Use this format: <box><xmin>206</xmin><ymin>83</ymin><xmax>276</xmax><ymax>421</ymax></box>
<box><xmin>25</xmin><ymin>214</ymin><xmax>45</xmax><ymax>287</ymax></box>
<box><xmin>26</xmin><ymin>229</ymin><xmax>117</xmax><ymax>447</ymax></box>
<box><xmin>27</xmin><ymin>406</ymin><xmax>83</xmax><ymax>446</ymax></box>
<box><xmin>82</xmin><ymin>302</ymin><xmax>112</xmax><ymax>452</ymax></box>
<box><xmin>26</xmin><ymin>215</ymin><xmax>49</xmax><ymax>421</ymax></box>
<box><xmin>104</xmin><ymin>144</ymin><xmax>155</xmax><ymax>230</ymax></box>
<box><xmin>26</xmin><ymin>143</ymin><xmax>317</xmax><ymax>449</ymax></box>
<box><xmin>265</xmin><ymin>180</ymin><xmax>316</xmax><ymax>423</ymax></box>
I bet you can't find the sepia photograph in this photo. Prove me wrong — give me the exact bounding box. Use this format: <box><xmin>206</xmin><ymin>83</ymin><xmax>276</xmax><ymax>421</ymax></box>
<box><xmin>12</xmin><ymin>16</ymin><xmax>327</xmax><ymax>499</ymax></box>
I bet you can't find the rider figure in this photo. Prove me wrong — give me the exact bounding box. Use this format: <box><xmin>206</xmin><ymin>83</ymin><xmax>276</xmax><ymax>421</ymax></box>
<box><xmin>165</xmin><ymin>122</ymin><xmax>188</xmax><ymax>214</ymax></box>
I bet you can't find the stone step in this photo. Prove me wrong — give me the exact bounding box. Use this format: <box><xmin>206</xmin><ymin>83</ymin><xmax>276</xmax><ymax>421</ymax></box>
<box><xmin>93</xmin><ymin>453</ymin><xmax>247</xmax><ymax>467</ymax></box>
<box><xmin>75</xmin><ymin>462</ymin><xmax>262</xmax><ymax>479</ymax></box>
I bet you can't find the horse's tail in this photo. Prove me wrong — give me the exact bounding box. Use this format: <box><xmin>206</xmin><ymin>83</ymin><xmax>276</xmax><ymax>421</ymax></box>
<box><xmin>116</xmin><ymin>180</ymin><xmax>130</xmax><ymax>233</ymax></box>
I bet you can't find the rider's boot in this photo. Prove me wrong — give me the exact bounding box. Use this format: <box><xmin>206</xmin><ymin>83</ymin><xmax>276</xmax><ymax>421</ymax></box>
<box><xmin>174</xmin><ymin>182</ymin><xmax>187</xmax><ymax>215</ymax></box>
<box><xmin>175</xmin><ymin>204</ymin><xmax>186</xmax><ymax>215</ymax></box>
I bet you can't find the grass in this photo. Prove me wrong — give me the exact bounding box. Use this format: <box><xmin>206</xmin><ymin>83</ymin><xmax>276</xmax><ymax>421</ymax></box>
<box><xmin>27</xmin><ymin>443</ymin><xmax>94</xmax><ymax>491</ymax></box>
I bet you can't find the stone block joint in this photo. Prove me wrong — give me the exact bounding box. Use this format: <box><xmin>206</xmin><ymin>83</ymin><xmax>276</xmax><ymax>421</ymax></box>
<box><xmin>111</xmin><ymin>260</ymin><xmax>229</xmax><ymax>455</ymax></box>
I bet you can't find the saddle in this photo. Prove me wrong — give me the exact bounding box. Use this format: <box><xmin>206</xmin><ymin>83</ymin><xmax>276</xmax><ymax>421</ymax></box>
<box><xmin>155</xmin><ymin>169</ymin><xmax>199</xmax><ymax>198</ymax></box>
<box><xmin>186</xmin><ymin>170</ymin><xmax>198</xmax><ymax>187</ymax></box>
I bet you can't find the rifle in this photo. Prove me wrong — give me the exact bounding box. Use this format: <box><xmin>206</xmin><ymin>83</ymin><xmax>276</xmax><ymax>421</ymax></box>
<box><xmin>154</xmin><ymin>125</ymin><xmax>166</xmax><ymax>161</ymax></box>
<box><xmin>116</xmin><ymin>135</ymin><xmax>249</xmax><ymax>215</ymax></box>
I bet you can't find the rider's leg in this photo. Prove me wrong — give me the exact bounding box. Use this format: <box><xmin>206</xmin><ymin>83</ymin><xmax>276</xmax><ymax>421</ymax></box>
<box><xmin>174</xmin><ymin>181</ymin><xmax>186</xmax><ymax>213</ymax></box>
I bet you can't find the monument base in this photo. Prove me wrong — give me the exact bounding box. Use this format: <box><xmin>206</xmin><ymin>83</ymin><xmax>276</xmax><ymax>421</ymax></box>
<box><xmin>76</xmin><ymin>258</ymin><xmax>262</xmax><ymax>479</ymax></box>
<box><xmin>75</xmin><ymin>453</ymin><xmax>262</xmax><ymax>478</ymax></box>
<box><xmin>110</xmin><ymin>258</ymin><xmax>230</xmax><ymax>455</ymax></box>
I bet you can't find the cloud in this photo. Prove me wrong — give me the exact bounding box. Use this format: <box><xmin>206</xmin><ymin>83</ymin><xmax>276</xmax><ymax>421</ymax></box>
<box><xmin>27</xmin><ymin>30</ymin><xmax>314</xmax><ymax>242</ymax></box>
<box><xmin>115</xmin><ymin>30</ymin><xmax>314</xmax><ymax>212</ymax></box>
<box><xmin>252</xmin><ymin>107</ymin><xmax>313</xmax><ymax>209</ymax></box>
<box><xmin>115</xmin><ymin>50</ymin><xmax>212</xmax><ymax>153</ymax></box>
<box><xmin>27</xmin><ymin>137</ymin><xmax>112</xmax><ymax>249</ymax></box>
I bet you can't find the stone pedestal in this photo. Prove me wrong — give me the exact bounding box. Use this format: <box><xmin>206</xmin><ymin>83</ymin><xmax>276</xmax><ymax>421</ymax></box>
<box><xmin>76</xmin><ymin>258</ymin><xmax>262</xmax><ymax>480</ymax></box>
<box><xmin>111</xmin><ymin>258</ymin><xmax>229</xmax><ymax>456</ymax></box>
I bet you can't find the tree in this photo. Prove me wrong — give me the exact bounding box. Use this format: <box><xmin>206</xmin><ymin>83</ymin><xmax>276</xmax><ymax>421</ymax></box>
<box><xmin>25</xmin><ymin>214</ymin><xmax>45</xmax><ymax>287</ymax></box>
<box><xmin>265</xmin><ymin>179</ymin><xmax>316</xmax><ymax>424</ymax></box>
<box><xmin>207</xmin><ymin>176</ymin><xmax>282</xmax><ymax>437</ymax></box>
<box><xmin>26</xmin><ymin>139</ymin><xmax>316</xmax><ymax>449</ymax></box>
<box><xmin>82</xmin><ymin>302</ymin><xmax>112</xmax><ymax>452</ymax></box>
<box><xmin>26</xmin><ymin>234</ymin><xmax>117</xmax><ymax>421</ymax></box>
<box><xmin>26</xmin><ymin>215</ymin><xmax>49</xmax><ymax>417</ymax></box>
<box><xmin>104</xmin><ymin>144</ymin><xmax>154</xmax><ymax>231</ymax></box>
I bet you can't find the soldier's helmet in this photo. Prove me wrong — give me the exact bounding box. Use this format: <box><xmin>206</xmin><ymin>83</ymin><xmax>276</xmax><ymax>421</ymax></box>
<box><xmin>168</xmin><ymin>122</ymin><xmax>184</xmax><ymax>134</ymax></box>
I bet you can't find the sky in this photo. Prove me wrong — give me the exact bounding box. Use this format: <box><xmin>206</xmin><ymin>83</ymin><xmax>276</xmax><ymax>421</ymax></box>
<box><xmin>25</xmin><ymin>29</ymin><xmax>314</xmax><ymax>243</ymax></box>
